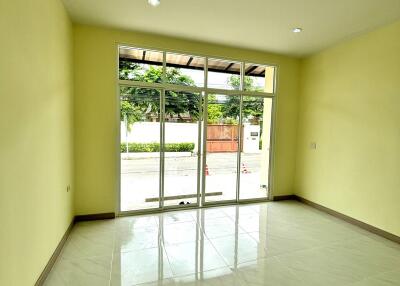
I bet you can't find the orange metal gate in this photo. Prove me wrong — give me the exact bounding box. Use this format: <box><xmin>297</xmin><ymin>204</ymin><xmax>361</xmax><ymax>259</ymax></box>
<box><xmin>206</xmin><ymin>124</ymin><xmax>242</xmax><ymax>152</ymax></box>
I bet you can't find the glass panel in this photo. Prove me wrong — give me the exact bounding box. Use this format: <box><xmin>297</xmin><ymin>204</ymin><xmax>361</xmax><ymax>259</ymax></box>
<box><xmin>166</xmin><ymin>52</ymin><xmax>205</xmax><ymax>87</ymax></box>
<box><xmin>119</xmin><ymin>46</ymin><xmax>163</xmax><ymax>83</ymax></box>
<box><xmin>120</xmin><ymin>87</ymin><xmax>161</xmax><ymax>211</ymax></box>
<box><xmin>204</xmin><ymin>94</ymin><xmax>240</xmax><ymax>203</ymax></box>
<box><xmin>163</xmin><ymin>90</ymin><xmax>201</xmax><ymax>207</ymax></box>
<box><xmin>244</xmin><ymin>64</ymin><xmax>275</xmax><ymax>93</ymax></box>
<box><xmin>207</xmin><ymin>58</ymin><xmax>241</xmax><ymax>90</ymax></box>
<box><xmin>239</xmin><ymin>96</ymin><xmax>272</xmax><ymax>200</ymax></box>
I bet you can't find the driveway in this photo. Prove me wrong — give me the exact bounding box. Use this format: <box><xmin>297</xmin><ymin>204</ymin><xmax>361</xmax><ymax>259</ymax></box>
<box><xmin>121</xmin><ymin>153</ymin><xmax>269</xmax><ymax>211</ymax></box>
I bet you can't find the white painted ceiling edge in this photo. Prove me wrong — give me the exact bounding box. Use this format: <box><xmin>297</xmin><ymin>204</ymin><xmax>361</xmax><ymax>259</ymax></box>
<box><xmin>62</xmin><ymin>0</ymin><xmax>400</xmax><ymax>57</ymax></box>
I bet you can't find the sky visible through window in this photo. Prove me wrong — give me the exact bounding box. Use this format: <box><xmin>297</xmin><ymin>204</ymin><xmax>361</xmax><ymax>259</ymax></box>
<box><xmin>180</xmin><ymin>69</ymin><xmax>265</xmax><ymax>90</ymax></box>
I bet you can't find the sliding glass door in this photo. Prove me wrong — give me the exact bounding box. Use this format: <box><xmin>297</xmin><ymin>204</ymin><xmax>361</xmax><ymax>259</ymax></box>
<box><xmin>163</xmin><ymin>90</ymin><xmax>202</xmax><ymax>207</ymax></box>
<box><xmin>203</xmin><ymin>94</ymin><xmax>240</xmax><ymax>204</ymax></box>
<box><xmin>202</xmin><ymin>94</ymin><xmax>273</xmax><ymax>205</ymax></box>
<box><xmin>120</xmin><ymin>87</ymin><xmax>162</xmax><ymax>211</ymax></box>
<box><xmin>119</xmin><ymin>46</ymin><xmax>276</xmax><ymax>213</ymax></box>
<box><xmin>120</xmin><ymin>88</ymin><xmax>203</xmax><ymax>211</ymax></box>
<box><xmin>239</xmin><ymin>96</ymin><xmax>272</xmax><ymax>201</ymax></box>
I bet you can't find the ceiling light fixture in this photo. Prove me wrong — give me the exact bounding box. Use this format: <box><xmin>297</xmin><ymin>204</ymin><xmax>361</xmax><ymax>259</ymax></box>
<box><xmin>292</xmin><ymin>27</ymin><xmax>303</xmax><ymax>33</ymax></box>
<box><xmin>148</xmin><ymin>0</ymin><xmax>160</xmax><ymax>6</ymax></box>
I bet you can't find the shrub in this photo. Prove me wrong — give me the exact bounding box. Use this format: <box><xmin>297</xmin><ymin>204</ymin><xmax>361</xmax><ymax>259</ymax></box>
<box><xmin>164</xmin><ymin>143</ymin><xmax>195</xmax><ymax>152</ymax></box>
<box><xmin>121</xmin><ymin>142</ymin><xmax>195</xmax><ymax>153</ymax></box>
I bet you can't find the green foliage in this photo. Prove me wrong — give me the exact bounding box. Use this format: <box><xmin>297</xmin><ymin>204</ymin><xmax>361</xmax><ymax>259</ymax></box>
<box><xmin>224</xmin><ymin>117</ymin><xmax>238</xmax><ymax>125</ymax></box>
<box><xmin>121</xmin><ymin>142</ymin><xmax>159</xmax><ymax>153</ymax></box>
<box><xmin>164</xmin><ymin>143</ymin><xmax>195</xmax><ymax>152</ymax></box>
<box><xmin>227</xmin><ymin>75</ymin><xmax>263</xmax><ymax>92</ymax></box>
<box><xmin>165</xmin><ymin>67</ymin><xmax>195</xmax><ymax>86</ymax></box>
<box><xmin>119</xmin><ymin>61</ymin><xmax>143</xmax><ymax>81</ymax></box>
<box><xmin>207</xmin><ymin>104</ymin><xmax>223</xmax><ymax>123</ymax></box>
<box><xmin>165</xmin><ymin>89</ymin><xmax>200</xmax><ymax>121</ymax></box>
<box><xmin>119</xmin><ymin>62</ymin><xmax>200</xmax><ymax>127</ymax></box>
<box><xmin>121</xmin><ymin>142</ymin><xmax>195</xmax><ymax>153</ymax></box>
<box><xmin>119</xmin><ymin>60</ymin><xmax>265</xmax><ymax>128</ymax></box>
<box><xmin>225</xmin><ymin>75</ymin><xmax>264</xmax><ymax>122</ymax></box>
<box><xmin>206</xmin><ymin>95</ymin><xmax>223</xmax><ymax>123</ymax></box>
<box><xmin>207</xmin><ymin>94</ymin><xmax>238</xmax><ymax>125</ymax></box>
<box><xmin>242</xmin><ymin>96</ymin><xmax>264</xmax><ymax>123</ymax></box>
<box><xmin>120</xmin><ymin>100</ymin><xmax>144</xmax><ymax>131</ymax></box>
<box><xmin>221</xmin><ymin>95</ymin><xmax>240</xmax><ymax>119</ymax></box>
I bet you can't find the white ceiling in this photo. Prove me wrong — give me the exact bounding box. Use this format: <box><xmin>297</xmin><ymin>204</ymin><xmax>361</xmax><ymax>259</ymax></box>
<box><xmin>62</xmin><ymin>0</ymin><xmax>400</xmax><ymax>57</ymax></box>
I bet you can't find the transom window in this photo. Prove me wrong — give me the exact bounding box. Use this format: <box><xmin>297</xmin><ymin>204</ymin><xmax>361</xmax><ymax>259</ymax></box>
<box><xmin>118</xmin><ymin>46</ymin><xmax>276</xmax><ymax>95</ymax></box>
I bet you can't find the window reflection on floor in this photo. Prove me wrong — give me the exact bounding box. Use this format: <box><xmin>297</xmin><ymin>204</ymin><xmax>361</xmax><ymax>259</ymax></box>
<box><xmin>44</xmin><ymin>201</ymin><xmax>400</xmax><ymax>286</ymax></box>
<box><xmin>114</xmin><ymin>204</ymin><xmax>268</xmax><ymax>285</ymax></box>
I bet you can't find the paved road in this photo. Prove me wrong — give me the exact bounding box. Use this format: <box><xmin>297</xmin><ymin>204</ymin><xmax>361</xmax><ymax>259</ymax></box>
<box><xmin>120</xmin><ymin>152</ymin><xmax>269</xmax><ymax>210</ymax></box>
<box><xmin>121</xmin><ymin>153</ymin><xmax>262</xmax><ymax>175</ymax></box>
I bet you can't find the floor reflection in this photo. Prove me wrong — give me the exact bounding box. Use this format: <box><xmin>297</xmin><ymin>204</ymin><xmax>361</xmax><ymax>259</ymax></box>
<box><xmin>44</xmin><ymin>202</ymin><xmax>400</xmax><ymax>286</ymax></box>
<box><xmin>114</xmin><ymin>204</ymin><xmax>268</xmax><ymax>285</ymax></box>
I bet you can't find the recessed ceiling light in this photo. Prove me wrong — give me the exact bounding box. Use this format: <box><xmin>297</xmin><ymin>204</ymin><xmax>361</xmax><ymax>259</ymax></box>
<box><xmin>148</xmin><ymin>0</ymin><xmax>160</xmax><ymax>6</ymax></box>
<box><xmin>292</xmin><ymin>27</ymin><xmax>303</xmax><ymax>33</ymax></box>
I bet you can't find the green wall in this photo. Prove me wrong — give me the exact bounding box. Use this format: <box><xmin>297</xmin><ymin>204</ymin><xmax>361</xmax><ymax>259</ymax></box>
<box><xmin>0</xmin><ymin>0</ymin><xmax>74</xmax><ymax>285</ymax></box>
<box><xmin>295</xmin><ymin>20</ymin><xmax>400</xmax><ymax>236</ymax></box>
<box><xmin>73</xmin><ymin>24</ymin><xmax>300</xmax><ymax>215</ymax></box>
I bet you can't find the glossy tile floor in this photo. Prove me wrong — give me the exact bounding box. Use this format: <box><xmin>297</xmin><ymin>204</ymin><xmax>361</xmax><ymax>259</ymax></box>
<box><xmin>44</xmin><ymin>201</ymin><xmax>400</xmax><ymax>286</ymax></box>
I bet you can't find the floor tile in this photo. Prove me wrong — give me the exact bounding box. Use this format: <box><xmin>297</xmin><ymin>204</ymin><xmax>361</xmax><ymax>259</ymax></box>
<box><xmin>163</xmin><ymin>211</ymin><xmax>196</xmax><ymax>225</ymax></box>
<box><xmin>200</xmin><ymin>208</ymin><xmax>229</xmax><ymax>219</ymax></box>
<box><xmin>114</xmin><ymin>225</ymin><xmax>160</xmax><ymax>253</ymax></box>
<box><xmin>44</xmin><ymin>201</ymin><xmax>400</xmax><ymax>286</ymax></box>
<box><xmin>162</xmin><ymin>221</ymin><xmax>201</xmax><ymax>245</ymax></box>
<box><xmin>202</xmin><ymin>217</ymin><xmax>245</xmax><ymax>239</ymax></box>
<box><xmin>349</xmin><ymin>270</ymin><xmax>400</xmax><ymax>285</ymax></box>
<box><xmin>74</xmin><ymin>219</ymin><xmax>116</xmax><ymax>234</ymax></box>
<box><xmin>234</xmin><ymin>257</ymin><xmax>305</xmax><ymax>286</ymax></box>
<box><xmin>223</xmin><ymin>205</ymin><xmax>256</xmax><ymax>217</ymax></box>
<box><xmin>61</xmin><ymin>227</ymin><xmax>115</xmax><ymax>260</ymax></box>
<box><xmin>44</xmin><ymin>255</ymin><xmax>112</xmax><ymax>286</ymax></box>
<box><xmin>210</xmin><ymin>233</ymin><xmax>268</xmax><ymax>266</ymax></box>
<box><xmin>116</xmin><ymin>215</ymin><xmax>158</xmax><ymax>230</ymax></box>
<box><xmin>135</xmin><ymin>278</ymin><xmax>177</xmax><ymax>286</ymax></box>
<box><xmin>173</xmin><ymin>267</ymin><xmax>245</xmax><ymax>286</ymax></box>
<box><xmin>111</xmin><ymin>247</ymin><xmax>173</xmax><ymax>285</ymax></box>
<box><xmin>277</xmin><ymin>237</ymin><xmax>400</xmax><ymax>286</ymax></box>
<box><xmin>248</xmin><ymin>229</ymin><xmax>316</xmax><ymax>257</ymax></box>
<box><xmin>236</xmin><ymin>213</ymin><xmax>266</xmax><ymax>233</ymax></box>
<box><xmin>164</xmin><ymin>241</ymin><xmax>227</xmax><ymax>276</ymax></box>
